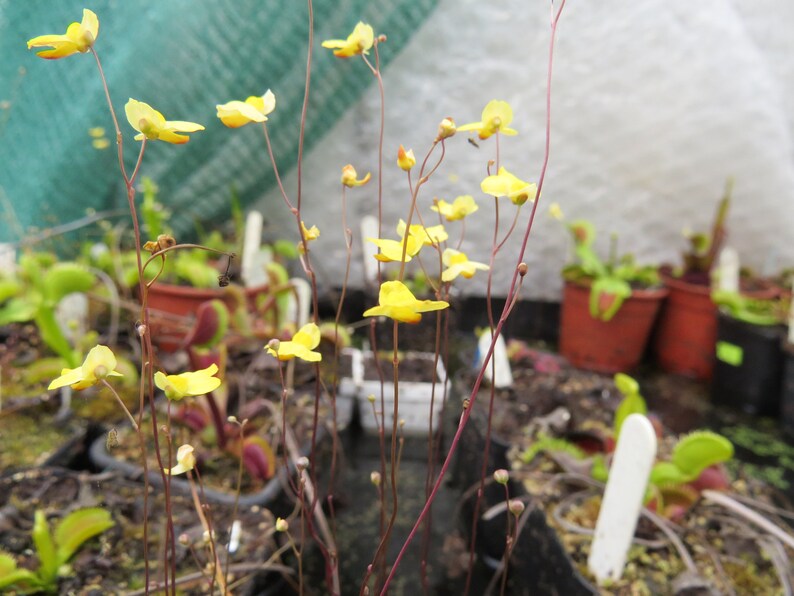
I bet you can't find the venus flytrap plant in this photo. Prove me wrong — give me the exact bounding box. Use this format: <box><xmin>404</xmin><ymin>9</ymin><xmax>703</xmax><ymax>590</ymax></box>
<box><xmin>0</xmin><ymin>508</ymin><xmax>114</xmax><ymax>594</ymax></box>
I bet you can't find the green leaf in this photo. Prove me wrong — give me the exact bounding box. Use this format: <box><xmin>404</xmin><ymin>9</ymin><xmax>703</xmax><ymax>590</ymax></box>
<box><xmin>0</xmin><ymin>297</ymin><xmax>39</xmax><ymax>325</ymax></box>
<box><xmin>589</xmin><ymin>277</ymin><xmax>631</xmax><ymax>321</ymax></box>
<box><xmin>0</xmin><ymin>552</ymin><xmax>40</xmax><ymax>590</ymax></box>
<box><xmin>54</xmin><ymin>508</ymin><xmax>114</xmax><ymax>568</ymax></box>
<box><xmin>0</xmin><ymin>278</ymin><xmax>22</xmax><ymax>303</ymax></box>
<box><xmin>591</xmin><ymin>454</ymin><xmax>609</xmax><ymax>483</ymax></box>
<box><xmin>42</xmin><ymin>263</ymin><xmax>95</xmax><ymax>305</ymax></box>
<box><xmin>614</xmin><ymin>373</ymin><xmax>640</xmax><ymax>397</ymax></box>
<box><xmin>35</xmin><ymin>309</ymin><xmax>78</xmax><ymax>367</ymax></box>
<box><xmin>614</xmin><ymin>393</ymin><xmax>647</xmax><ymax>438</ymax></box>
<box><xmin>671</xmin><ymin>431</ymin><xmax>734</xmax><ymax>477</ymax></box>
<box><xmin>649</xmin><ymin>461</ymin><xmax>691</xmax><ymax>487</ymax></box>
<box><xmin>32</xmin><ymin>511</ymin><xmax>58</xmax><ymax>586</ymax></box>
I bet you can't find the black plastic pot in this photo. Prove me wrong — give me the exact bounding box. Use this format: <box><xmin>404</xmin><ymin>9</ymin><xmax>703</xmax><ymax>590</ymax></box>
<box><xmin>711</xmin><ymin>312</ymin><xmax>785</xmax><ymax>416</ymax></box>
<box><xmin>781</xmin><ymin>344</ymin><xmax>794</xmax><ymax>436</ymax></box>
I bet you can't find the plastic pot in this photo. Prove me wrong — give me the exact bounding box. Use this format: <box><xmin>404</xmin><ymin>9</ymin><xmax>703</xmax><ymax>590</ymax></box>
<box><xmin>559</xmin><ymin>281</ymin><xmax>668</xmax><ymax>374</ymax></box>
<box><xmin>711</xmin><ymin>312</ymin><xmax>785</xmax><ymax>416</ymax></box>
<box><xmin>652</xmin><ymin>271</ymin><xmax>778</xmax><ymax>380</ymax></box>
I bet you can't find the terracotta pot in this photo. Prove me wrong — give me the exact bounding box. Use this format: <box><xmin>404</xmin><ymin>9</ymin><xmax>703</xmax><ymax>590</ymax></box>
<box><xmin>559</xmin><ymin>281</ymin><xmax>668</xmax><ymax>374</ymax></box>
<box><xmin>652</xmin><ymin>271</ymin><xmax>778</xmax><ymax>380</ymax></box>
<box><xmin>145</xmin><ymin>282</ymin><xmax>270</xmax><ymax>352</ymax></box>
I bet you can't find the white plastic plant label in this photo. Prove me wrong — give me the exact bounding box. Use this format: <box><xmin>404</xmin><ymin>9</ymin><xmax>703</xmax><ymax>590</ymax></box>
<box><xmin>286</xmin><ymin>277</ymin><xmax>311</xmax><ymax>328</ymax></box>
<box><xmin>588</xmin><ymin>413</ymin><xmax>657</xmax><ymax>583</ymax></box>
<box><xmin>241</xmin><ymin>210</ymin><xmax>267</xmax><ymax>287</ymax></box>
<box><xmin>360</xmin><ymin>215</ymin><xmax>380</xmax><ymax>283</ymax></box>
<box><xmin>717</xmin><ymin>247</ymin><xmax>739</xmax><ymax>293</ymax></box>
<box><xmin>56</xmin><ymin>292</ymin><xmax>89</xmax><ymax>345</ymax></box>
<box><xmin>0</xmin><ymin>243</ymin><xmax>15</xmax><ymax>270</ymax></box>
<box><xmin>478</xmin><ymin>330</ymin><xmax>513</xmax><ymax>388</ymax></box>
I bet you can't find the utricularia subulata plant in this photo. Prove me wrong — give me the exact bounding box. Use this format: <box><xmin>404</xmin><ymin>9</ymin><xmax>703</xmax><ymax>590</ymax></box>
<box><xmin>24</xmin><ymin>3</ymin><xmax>576</xmax><ymax>594</ymax></box>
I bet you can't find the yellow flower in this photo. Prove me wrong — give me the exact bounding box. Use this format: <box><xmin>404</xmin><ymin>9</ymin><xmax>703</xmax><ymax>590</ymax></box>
<box><xmin>457</xmin><ymin>100</ymin><xmax>518</xmax><ymax>140</ymax></box>
<box><xmin>48</xmin><ymin>345</ymin><xmax>123</xmax><ymax>391</ymax></box>
<box><xmin>27</xmin><ymin>9</ymin><xmax>99</xmax><ymax>60</ymax></box>
<box><xmin>125</xmin><ymin>98</ymin><xmax>204</xmax><ymax>145</ymax></box>
<box><xmin>363</xmin><ymin>281</ymin><xmax>449</xmax><ymax>324</ymax></box>
<box><xmin>396</xmin><ymin>220</ymin><xmax>448</xmax><ymax>246</ymax></box>
<box><xmin>397</xmin><ymin>145</ymin><xmax>416</xmax><ymax>171</ymax></box>
<box><xmin>298</xmin><ymin>221</ymin><xmax>320</xmax><ymax>254</ymax></box>
<box><xmin>441</xmin><ymin>248</ymin><xmax>490</xmax><ymax>282</ymax></box>
<box><xmin>321</xmin><ymin>22</ymin><xmax>374</xmax><ymax>58</ymax></box>
<box><xmin>266</xmin><ymin>323</ymin><xmax>322</xmax><ymax>362</ymax></box>
<box><xmin>431</xmin><ymin>195</ymin><xmax>479</xmax><ymax>222</ymax></box>
<box><xmin>481</xmin><ymin>167</ymin><xmax>537</xmax><ymax>205</ymax></box>
<box><xmin>154</xmin><ymin>364</ymin><xmax>222</xmax><ymax>401</ymax></box>
<box><xmin>548</xmin><ymin>202</ymin><xmax>564</xmax><ymax>220</ymax></box>
<box><xmin>367</xmin><ymin>235</ymin><xmax>422</xmax><ymax>263</ymax></box>
<box><xmin>216</xmin><ymin>90</ymin><xmax>276</xmax><ymax>128</ymax></box>
<box><xmin>437</xmin><ymin>117</ymin><xmax>457</xmax><ymax>140</ymax></box>
<box><xmin>341</xmin><ymin>164</ymin><xmax>371</xmax><ymax>187</ymax></box>
<box><xmin>168</xmin><ymin>444</ymin><xmax>196</xmax><ymax>476</ymax></box>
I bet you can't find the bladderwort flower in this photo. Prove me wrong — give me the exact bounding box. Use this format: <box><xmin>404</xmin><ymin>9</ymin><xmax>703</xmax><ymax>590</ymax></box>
<box><xmin>266</xmin><ymin>323</ymin><xmax>322</xmax><ymax>362</ymax></box>
<box><xmin>154</xmin><ymin>364</ymin><xmax>222</xmax><ymax>401</ymax></box>
<box><xmin>48</xmin><ymin>345</ymin><xmax>123</xmax><ymax>391</ymax></box>
<box><xmin>481</xmin><ymin>167</ymin><xmax>538</xmax><ymax>206</ymax></box>
<box><xmin>431</xmin><ymin>195</ymin><xmax>479</xmax><ymax>222</ymax></box>
<box><xmin>363</xmin><ymin>281</ymin><xmax>449</xmax><ymax>324</ymax></box>
<box><xmin>367</xmin><ymin>235</ymin><xmax>422</xmax><ymax>263</ymax></box>
<box><xmin>168</xmin><ymin>444</ymin><xmax>196</xmax><ymax>476</ymax></box>
<box><xmin>216</xmin><ymin>90</ymin><xmax>276</xmax><ymax>128</ymax></box>
<box><xmin>341</xmin><ymin>164</ymin><xmax>371</xmax><ymax>187</ymax></box>
<box><xmin>298</xmin><ymin>221</ymin><xmax>320</xmax><ymax>254</ymax></box>
<box><xmin>27</xmin><ymin>8</ymin><xmax>99</xmax><ymax>60</ymax></box>
<box><xmin>321</xmin><ymin>21</ymin><xmax>374</xmax><ymax>58</ymax></box>
<box><xmin>125</xmin><ymin>98</ymin><xmax>204</xmax><ymax>145</ymax></box>
<box><xmin>441</xmin><ymin>248</ymin><xmax>490</xmax><ymax>282</ymax></box>
<box><xmin>396</xmin><ymin>220</ymin><xmax>448</xmax><ymax>246</ymax></box>
<box><xmin>397</xmin><ymin>145</ymin><xmax>416</xmax><ymax>171</ymax></box>
<box><xmin>457</xmin><ymin>100</ymin><xmax>518</xmax><ymax>140</ymax></box>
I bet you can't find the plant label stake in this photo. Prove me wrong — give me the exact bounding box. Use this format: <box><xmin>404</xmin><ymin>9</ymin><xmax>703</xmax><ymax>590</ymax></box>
<box><xmin>0</xmin><ymin>243</ymin><xmax>14</xmax><ymax>270</ymax></box>
<box><xmin>477</xmin><ymin>331</ymin><xmax>513</xmax><ymax>388</ymax></box>
<box><xmin>360</xmin><ymin>215</ymin><xmax>379</xmax><ymax>284</ymax></box>
<box><xmin>588</xmin><ymin>413</ymin><xmax>657</xmax><ymax>583</ymax></box>
<box><xmin>717</xmin><ymin>247</ymin><xmax>739</xmax><ymax>293</ymax></box>
<box><xmin>241</xmin><ymin>210</ymin><xmax>269</xmax><ymax>287</ymax></box>
<box><xmin>286</xmin><ymin>277</ymin><xmax>311</xmax><ymax>328</ymax></box>
<box><xmin>56</xmin><ymin>292</ymin><xmax>89</xmax><ymax>346</ymax></box>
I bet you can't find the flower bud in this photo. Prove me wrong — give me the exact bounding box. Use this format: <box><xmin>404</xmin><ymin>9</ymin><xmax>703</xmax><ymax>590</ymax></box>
<box><xmin>437</xmin><ymin>117</ymin><xmax>456</xmax><ymax>140</ymax></box>
<box><xmin>178</xmin><ymin>533</ymin><xmax>190</xmax><ymax>546</ymax></box>
<box><xmin>517</xmin><ymin>262</ymin><xmax>528</xmax><ymax>277</ymax></box>
<box><xmin>367</xmin><ymin>394</ymin><xmax>376</xmax><ymax>404</ymax></box>
<box><xmin>267</xmin><ymin>338</ymin><xmax>280</xmax><ymax>353</ymax></box>
<box><xmin>397</xmin><ymin>145</ymin><xmax>416</xmax><ymax>171</ymax></box>
<box><xmin>275</xmin><ymin>517</ymin><xmax>289</xmax><ymax>532</ymax></box>
<box><xmin>493</xmin><ymin>469</ymin><xmax>509</xmax><ymax>485</ymax></box>
<box><xmin>296</xmin><ymin>456</ymin><xmax>310</xmax><ymax>471</ymax></box>
<box><xmin>508</xmin><ymin>499</ymin><xmax>525</xmax><ymax>517</ymax></box>
<box><xmin>370</xmin><ymin>471</ymin><xmax>381</xmax><ymax>486</ymax></box>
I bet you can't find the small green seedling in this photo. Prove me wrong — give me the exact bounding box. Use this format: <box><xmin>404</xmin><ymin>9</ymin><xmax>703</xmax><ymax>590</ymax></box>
<box><xmin>0</xmin><ymin>508</ymin><xmax>114</xmax><ymax>593</ymax></box>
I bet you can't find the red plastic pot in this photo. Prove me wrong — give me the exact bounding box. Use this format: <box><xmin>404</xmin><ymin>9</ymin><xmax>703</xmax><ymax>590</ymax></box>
<box><xmin>652</xmin><ymin>271</ymin><xmax>778</xmax><ymax>380</ymax></box>
<box><xmin>146</xmin><ymin>282</ymin><xmax>270</xmax><ymax>351</ymax></box>
<box><xmin>559</xmin><ymin>281</ymin><xmax>668</xmax><ymax>374</ymax></box>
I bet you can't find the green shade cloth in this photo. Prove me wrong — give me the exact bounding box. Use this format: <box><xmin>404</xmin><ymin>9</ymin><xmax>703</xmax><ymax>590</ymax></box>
<box><xmin>0</xmin><ymin>0</ymin><xmax>437</xmax><ymax>245</ymax></box>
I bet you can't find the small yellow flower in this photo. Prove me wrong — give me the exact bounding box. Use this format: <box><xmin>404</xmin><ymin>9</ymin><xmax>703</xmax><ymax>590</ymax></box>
<box><xmin>321</xmin><ymin>22</ymin><xmax>375</xmax><ymax>58</ymax></box>
<box><xmin>396</xmin><ymin>220</ymin><xmax>448</xmax><ymax>246</ymax></box>
<box><xmin>548</xmin><ymin>202</ymin><xmax>564</xmax><ymax>221</ymax></box>
<box><xmin>431</xmin><ymin>195</ymin><xmax>479</xmax><ymax>222</ymax></box>
<box><xmin>367</xmin><ymin>235</ymin><xmax>422</xmax><ymax>263</ymax></box>
<box><xmin>266</xmin><ymin>323</ymin><xmax>322</xmax><ymax>362</ymax></box>
<box><xmin>441</xmin><ymin>248</ymin><xmax>490</xmax><ymax>282</ymax></box>
<box><xmin>397</xmin><ymin>145</ymin><xmax>416</xmax><ymax>171</ymax></box>
<box><xmin>457</xmin><ymin>100</ymin><xmax>518</xmax><ymax>140</ymax></box>
<box><xmin>216</xmin><ymin>90</ymin><xmax>276</xmax><ymax>128</ymax></box>
<box><xmin>27</xmin><ymin>9</ymin><xmax>99</xmax><ymax>60</ymax></box>
<box><xmin>275</xmin><ymin>518</ymin><xmax>289</xmax><ymax>532</ymax></box>
<box><xmin>92</xmin><ymin>138</ymin><xmax>110</xmax><ymax>150</ymax></box>
<box><xmin>437</xmin><ymin>117</ymin><xmax>457</xmax><ymax>141</ymax></box>
<box><xmin>363</xmin><ymin>281</ymin><xmax>449</xmax><ymax>324</ymax></box>
<box><xmin>88</xmin><ymin>127</ymin><xmax>105</xmax><ymax>138</ymax></box>
<box><xmin>481</xmin><ymin>167</ymin><xmax>537</xmax><ymax>206</ymax></box>
<box><xmin>125</xmin><ymin>98</ymin><xmax>204</xmax><ymax>145</ymax></box>
<box><xmin>154</xmin><ymin>364</ymin><xmax>222</xmax><ymax>401</ymax></box>
<box><xmin>168</xmin><ymin>444</ymin><xmax>196</xmax><ymax>476</ymax></box>
<box><xmin>48</xmin><ymin>345</ymin><xmax>123</xmax><ymax>391</ymax></box>
<box><xmin>297</xmin><ymin>221</ymin><xmax>320</xmax><ymax>254</ymax></box>
<box><xmin>341</xmin><ymin>164</ymin><xmax>371</xmax><ymax>187</ymax></box>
